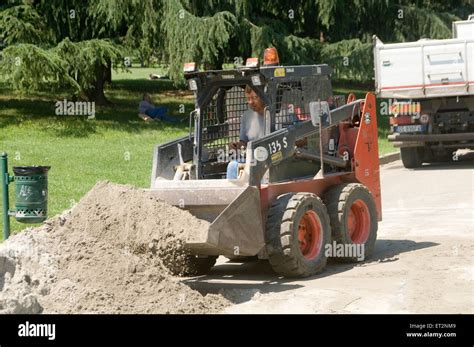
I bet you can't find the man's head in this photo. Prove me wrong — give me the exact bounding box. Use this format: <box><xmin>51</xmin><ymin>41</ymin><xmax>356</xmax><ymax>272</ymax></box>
<box><xmin>245</xmin><ymin>85</ymin><xmax>265</xmax><ymax>115</ymax></box>
<box><xmin>143</xmin><ymin>93</ymin><xmax>152</xmax><ymax>103</ymax></box>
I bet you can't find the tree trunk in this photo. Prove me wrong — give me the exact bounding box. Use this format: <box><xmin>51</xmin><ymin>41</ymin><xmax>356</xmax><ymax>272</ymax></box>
<box><xmin>105</xmin><ymin>62</ymin><xmax>112</xmax><ymax>84</ymax></box>
<box><xmin>84</xmin><ymin>63</ymin><xmax>111</xmax><ymax>106</ymax></box>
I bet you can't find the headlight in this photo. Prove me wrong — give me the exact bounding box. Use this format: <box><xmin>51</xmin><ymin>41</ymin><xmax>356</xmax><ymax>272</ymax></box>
<box><xmin>420</xmin><ymin>114</ymin><xmax>430</xmax><ymax>124</ymax></box>
<box><xmin>251</xmin><ymin>75</ymin><xmax>262</xmax><ymax>86</ymax></box>
<box><xmin>188</xmin><ymin>79</ymin><xmax>198</xmax><ymax>91</ymax></box>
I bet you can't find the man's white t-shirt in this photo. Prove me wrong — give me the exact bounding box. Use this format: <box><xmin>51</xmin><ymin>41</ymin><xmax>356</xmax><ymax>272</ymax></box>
<box><xmin>239</xmin><ymin>109</ymin><xmax>265</xmax><ymax>142</ymax></box>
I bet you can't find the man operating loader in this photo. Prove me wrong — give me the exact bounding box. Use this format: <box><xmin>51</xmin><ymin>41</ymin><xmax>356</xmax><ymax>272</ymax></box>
<box><xmin>226</xmin><ymin>86</ymin><xmax>310</xmax><ymax>179</ymax></box>
<box><xmin>226</xmin><ymin>86</ymin><xmax>266</xmax><ymax>179</ymax></box>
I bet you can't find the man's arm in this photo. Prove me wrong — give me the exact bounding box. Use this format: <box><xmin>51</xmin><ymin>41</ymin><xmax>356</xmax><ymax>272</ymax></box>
<box><xmin>229</xmin><ymin>111</ymin><xmax>249</xmax><ymax>150</ymax></box>
<box><xmin>295</xmin><ymin>138</ymin><xmax>308</xmax><ymax>147</ymax></box>
<box><xmin>229</xmin><ymin>140</ymin><xmax>247</xmax><ymax>150</ymax></box>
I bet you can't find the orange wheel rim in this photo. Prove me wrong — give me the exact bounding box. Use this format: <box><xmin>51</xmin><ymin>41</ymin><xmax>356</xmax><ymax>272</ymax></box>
<box><xmin>298</xmin><ymin>210</ymin><xmax>323</xmax><ymax>260</ymax></box>
<box><xmin>347</xmin><ymin>199</ymin><xmax>371</xmax><ymax>243</ymax></box>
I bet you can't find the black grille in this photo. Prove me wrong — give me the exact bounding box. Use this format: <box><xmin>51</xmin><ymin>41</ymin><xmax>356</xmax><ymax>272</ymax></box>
<box><xmin>201</xmin><ymin>86</ymin><xmax>248</xmax><ymax>157</ymax></box>
<box><xmin>275</xmin><ymin>81</ymin><xmax>309</xmax><ymax>130</ymax></box>
<box><xmin>274</xmin><ymin>76</ymin><xmax>333</xmax><ymax>131</ymax></box>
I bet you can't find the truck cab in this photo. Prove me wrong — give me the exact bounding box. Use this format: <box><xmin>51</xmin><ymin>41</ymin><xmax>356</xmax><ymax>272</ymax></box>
<box><xmin>374</xmin><ymin>15</ymin><xmax>474</xmax><ymax>168</ymax></box>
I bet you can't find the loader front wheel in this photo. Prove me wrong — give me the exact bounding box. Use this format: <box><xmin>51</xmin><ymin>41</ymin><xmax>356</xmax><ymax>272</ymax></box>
<box><xmin>324</xmin><ymin>183</ymin><xmax>378</xmax><ymax>262</ymax></box>
<box><xmin>265</xmin><ymin>193</ymin><xmax>331</xmax><ymax>277</ymax></box>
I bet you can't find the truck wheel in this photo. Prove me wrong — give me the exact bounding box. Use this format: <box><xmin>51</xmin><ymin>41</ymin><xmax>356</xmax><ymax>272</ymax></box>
<box><xmin>265</xmin><ymin>193</ymin><xmax>331</xmax><ymax>277</ymax></box>
<box><xmin>400</xmin><ymin>147</ymin><xmax>423</xmax><ymax>168</ymax></box>
<box><xmin>165</xmin><ymin>255</ymin><xmax>217</xmax><ymax>276</ymax></box>
<box><xmin>324</xmin><ymin>183</ymin><xmax>378</xmax><ymax>262</ymax></box>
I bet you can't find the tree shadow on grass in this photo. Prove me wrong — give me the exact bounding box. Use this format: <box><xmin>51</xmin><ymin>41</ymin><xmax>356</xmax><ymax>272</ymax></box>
<box><xmin>1</xmin><ymin>95</ymin><xmax>192</xmax><ymax>137</ymax></box>
<box><xmin>1</xmin><ymin>99</ymin><xmax>97</xmax><ymax>137</ymax></box>
<box><xmin>0</xmin><ymin>115</ymin><xmax>19</xmax><ymax>130</ymax></box>
<box><xmin>110</xmin><ymin>79</ymin><xmax>175</xmax><ymax>93</ymax></box>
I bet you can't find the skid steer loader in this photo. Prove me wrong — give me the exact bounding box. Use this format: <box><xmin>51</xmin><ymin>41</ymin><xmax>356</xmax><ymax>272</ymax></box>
<box><xmin>148</xmin><ymin>48</ymin><xmax>382</xmax><ymax>277</ymax></box>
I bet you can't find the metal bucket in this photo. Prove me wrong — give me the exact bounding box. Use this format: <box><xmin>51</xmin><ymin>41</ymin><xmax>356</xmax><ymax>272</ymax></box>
<box><xmin>148</xmin><ymin>179</ymin><xmax>265</xmax><ymax>257</ymax></box>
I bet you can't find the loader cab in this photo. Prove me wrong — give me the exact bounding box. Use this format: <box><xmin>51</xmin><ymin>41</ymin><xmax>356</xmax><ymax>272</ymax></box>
<box><xmin>184</xmin><ymin>52</ymin><xmax>336</xmax><ymax>181</ymax></box>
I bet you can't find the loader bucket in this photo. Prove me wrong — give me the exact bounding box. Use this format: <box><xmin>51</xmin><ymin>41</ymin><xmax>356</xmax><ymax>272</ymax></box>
<box><xmin>147</xmin><ymin>180</ymin><xmax>265</xmax><ymax>257</ymax></box>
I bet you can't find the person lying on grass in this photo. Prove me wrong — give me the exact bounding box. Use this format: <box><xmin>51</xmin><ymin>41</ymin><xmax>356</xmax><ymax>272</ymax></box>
<box><xmin>138</xmin><ymin>93</ymin><xmax>179</xmax><ymax>123</ymax></box>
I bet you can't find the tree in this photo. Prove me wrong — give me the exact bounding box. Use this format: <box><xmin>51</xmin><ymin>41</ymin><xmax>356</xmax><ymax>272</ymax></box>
<box><xmin>0</xmin><ymin>0</ymin><xmax>125</xmax><ymax>104</ymax></box>
<box><xmin>0</xmin><ymin>0</ymin><xmax>472</xmax><ymax>95</ymax></box>
<box><xmin>0</xmin><ymin>38</ymin><xmax>123</xmax><ymax>104</ymax></box>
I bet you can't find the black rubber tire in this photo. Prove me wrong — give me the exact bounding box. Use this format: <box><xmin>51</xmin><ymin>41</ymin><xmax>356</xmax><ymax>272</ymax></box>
<box><xmin>400</xmin><ymin>147</ymin><xmax>423</xmax><ymax>168</ymax></box>
<box><xmin>168</xmin><ymin>255</ymin><xmax>217</xmax><ymax>276</ymax></box>
<box><xmin>265</xmin><ymin>192</ymin><xmax>331</xmax><ymax>278</ymax></box>
<box><xmin>324</xmin><ymin>183</ymin><xmax>378</xmax><ymax>263</ymax></box>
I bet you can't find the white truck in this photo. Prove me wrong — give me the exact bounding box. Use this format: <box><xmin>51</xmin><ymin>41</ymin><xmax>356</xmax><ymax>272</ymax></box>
<box><xmin>374</xmin><ymin>15</ymin><xmax>474</xmax><ymax>168</ymax></box>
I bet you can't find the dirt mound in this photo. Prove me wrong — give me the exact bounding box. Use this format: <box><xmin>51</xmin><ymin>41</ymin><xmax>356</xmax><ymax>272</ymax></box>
<box><xmin>0</xmin><ymin>181</ymin><xmax>229</xmax><ymax>314</ymax></box>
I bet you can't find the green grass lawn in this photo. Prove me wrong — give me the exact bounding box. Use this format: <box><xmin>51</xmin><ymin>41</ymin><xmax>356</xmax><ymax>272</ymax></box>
<box><xmin>0</xmin><ymin>71</ymin><xmax>396</xmax><ymax>239</ymax></box>
<box><xmin>0</xmin><ymin>74</ymin><xmax>191</xmax><ymax>238</ymax></box>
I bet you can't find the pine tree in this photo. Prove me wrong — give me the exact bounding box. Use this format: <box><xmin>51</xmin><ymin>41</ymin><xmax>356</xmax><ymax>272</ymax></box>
<box><xmin>0</xmin><ymin>0</ymin><xmax>472</xmax><ymax>93</ymax></box>
<box><xmin>0</xmin><ymin>0</ymin><xmax>125</xmax><ymax>104</ymax></box>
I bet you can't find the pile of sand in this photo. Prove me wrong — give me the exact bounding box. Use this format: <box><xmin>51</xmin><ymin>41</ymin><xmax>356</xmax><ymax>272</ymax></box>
<box><xmin>0</xmin><ymin>181</ymin><xmax>229</xmax><ymax>314</ymax></box>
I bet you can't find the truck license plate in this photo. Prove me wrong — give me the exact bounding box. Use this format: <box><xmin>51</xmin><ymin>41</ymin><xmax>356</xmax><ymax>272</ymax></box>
<box><xmin>396</xmin><ymin>125</ymin><xmax>423</xmax><ymax>133</ymax></box>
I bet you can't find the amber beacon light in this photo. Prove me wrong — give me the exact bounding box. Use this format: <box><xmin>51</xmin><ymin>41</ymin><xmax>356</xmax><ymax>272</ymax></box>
<box><xmin>263</xmin><ymin>47</ymin><xmax>280</xmax><ymax>66</ymax></box>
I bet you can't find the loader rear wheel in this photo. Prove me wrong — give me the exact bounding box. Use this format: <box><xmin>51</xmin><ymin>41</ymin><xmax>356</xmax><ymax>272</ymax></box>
<box><xmin>400</xmin><ymin>147</ymin><xmax>423</xmax><ymax>168</ymax></box>
<box><xmin>167</xmin><ymin>255</ymin><xmax>217</xmax><ymax>276</ymax></box>
<box><xmin>324</xmin><ymin>183</ymin><xmax>378</xmax><ymax>262</ymax></box>
<box><xmin>265</xmin><ymin>193</ymin><xmax>331</xmax><ymax>277</ymax></box>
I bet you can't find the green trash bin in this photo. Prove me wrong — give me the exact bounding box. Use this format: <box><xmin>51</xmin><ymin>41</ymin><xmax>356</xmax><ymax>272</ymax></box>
<box><xmin>13</xmin><ymin>166</ymin><xmax>51</xmax><ymax>223</ymax></box>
